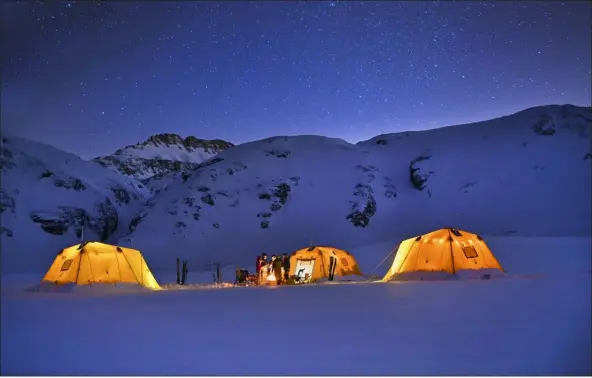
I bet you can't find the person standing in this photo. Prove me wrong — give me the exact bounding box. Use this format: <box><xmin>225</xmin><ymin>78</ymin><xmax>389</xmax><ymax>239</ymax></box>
<box><xmin>261</xmin><ymin>253</ymin><xmax>268</xmax><ymax>267</ymax></box>
<box><xmin>256</xmin><ymin>256</ymin><xmax>262</xmax><ymax>275</ymax></box>
<box><xmin>259</xmin><ymin>254</ymin><xmax>269</xmax><ymax>284</ymax></box>
<box><xmin>269</xmin><ymin>255</ymin><xmax>276</xmax><ymax>270</ymax></box>
<box><xmin>269</xmin><ymin>255</ymin><xmax>277</xmax><ymax>276</ymax></box>
<box><xmin>282</xmin><ymin>253</ymin><xmax>291</xmax><ymax>282</ymax></box>
<box><xmin>273</xmin><ymin>255</ymin><xmax>283</xmax><ymax>285</ymax></box>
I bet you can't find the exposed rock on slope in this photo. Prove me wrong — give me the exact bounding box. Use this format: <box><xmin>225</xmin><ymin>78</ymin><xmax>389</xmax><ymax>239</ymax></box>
<box><xmin>1</xmin><ymin>136</ymin><xmax>150</xmax><ymax>273</ymax></box>
<box><xmin>93</xmin><ymin>133</ymin><xmax>234</xmax><ymax>180</ymax></box>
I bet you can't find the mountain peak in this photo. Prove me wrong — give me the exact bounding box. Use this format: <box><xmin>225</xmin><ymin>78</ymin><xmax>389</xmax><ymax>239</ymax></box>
<box><xmin>93</xmin><ymin>133</ymin><xmax>235</xmax><ymax>180</ymax></box>
<box><xmin>140</xmin><ymin>133</ymin><xmax>234</xmax><ymax>152</ymax></box>
<box><xmin>145</xmin><ymin>133</ymin><xmax>184</xmax><ymax>146</ymax></box>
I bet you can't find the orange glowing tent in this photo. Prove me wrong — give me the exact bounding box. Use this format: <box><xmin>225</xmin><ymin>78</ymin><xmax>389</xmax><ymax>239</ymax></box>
<box><xmin>382</xmin><ymin>228</ymin><xmax>504</xmax><ymax>281</ymax></box>
<box><xmin>40</xmin><ymin>241</ymin><xmax>161</xmax><ymax>290</ymax></box>
<box><xmin>288</xmin><ymin>246</ymin><xmax>363</xmax><ymax>282</ymax></box>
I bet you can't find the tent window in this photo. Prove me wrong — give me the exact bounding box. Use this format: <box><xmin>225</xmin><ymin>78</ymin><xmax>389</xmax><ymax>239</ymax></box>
<box><xmin>462</xmin><ymin>246</ymin><xmax>478</xmax><ymax>259</ymax></box>
<box><xmin>450</xmin><ymin>229</ymin><xmax>463</xmax><ymax>237</ymax></box>
<box><xmin>415</xmin><ymin>236</ymin><xmax>422</xmax><ymax>241</ymax></box>
<box><xmin>340</xmin><ymin>258</ymin><xmax>349</xmax><ymax>267</ymax></box>
<box><xmin>60</xmin><ymin>259</ymin><xmax>73</xmax><ymax>271</ymax></box>
<box><xmin>116</xmin><ymin>247</ymin><xmax>123</xmax><ymax>252</ymax></box>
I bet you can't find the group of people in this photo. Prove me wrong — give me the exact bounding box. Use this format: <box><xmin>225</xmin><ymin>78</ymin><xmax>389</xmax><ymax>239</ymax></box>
<box><xmin>256</xmin><ymin>253</ymin><xmax>291</xmax><ymax>285</ymax></box>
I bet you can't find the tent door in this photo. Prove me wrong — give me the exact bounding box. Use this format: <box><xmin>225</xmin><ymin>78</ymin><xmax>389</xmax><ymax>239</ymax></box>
<box><xmin>295</xmin><ymin>259</ymin><xmax>315</xmax><ymax>283</ymax></box>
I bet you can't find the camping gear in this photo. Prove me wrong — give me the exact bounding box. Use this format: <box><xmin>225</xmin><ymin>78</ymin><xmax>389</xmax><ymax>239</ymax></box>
<box><xmin>215</xmin><ymin>262</ymin><xmax>222</xmax><ymax>283</ymax></box>
<box><xmin>331</xmin><ymin>256</ymin><xmax>337</xmax><ymax>279</ymax></box>
<box><xmin>381</xmin><ymin>228</ymin><xmax>505</xmax><ymax>281</ymax></box>
<box><xmin>234</xmin><ymin>269</ymin><xmax>248</xmax><ymax>284</ymax></box>
<box><xmin>293</xmin><ymin>269</ymin><xmax>311</xmax><ymax>284</ymax></box>
<box><xmin>234</xmin><ymin>269</ymin><xmax>258</xmax><ymax>286</ymax></box>
<box><xmin>181</xmin><ymin>260</ymin><xmax>188</xmax><ymax>285</ymax></box>
<box><xmin>38</xmin><ymin>241</ymin><xmax>161</xmax><ymax>290</ymax></box>
<box><xmin>328</xmin><ymin>256</ymin><xmax>337</xmax><ymax>281</ymax></box>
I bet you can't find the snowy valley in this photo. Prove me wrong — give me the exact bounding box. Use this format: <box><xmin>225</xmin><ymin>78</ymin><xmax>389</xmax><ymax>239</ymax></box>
<box><xmin>1</xmin><ymin>104</ymin><xmax>591</xmax><ymax>273</ymax></box>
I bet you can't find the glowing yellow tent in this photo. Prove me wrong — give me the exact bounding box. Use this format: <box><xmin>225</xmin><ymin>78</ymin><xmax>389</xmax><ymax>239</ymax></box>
<box><xmin>289</xmin><ymin>246</ymin><xmax>363</xmax><ymax>281</ymax></box>
<box><xmin>382</xmin><ymin>228</ymin><xmax>504</xmax><ymax>281</ymax></box>
<box><xmin>41</xmin><ymin>241</ymin><xmax>161</xmax><ymax>290</ymax></box>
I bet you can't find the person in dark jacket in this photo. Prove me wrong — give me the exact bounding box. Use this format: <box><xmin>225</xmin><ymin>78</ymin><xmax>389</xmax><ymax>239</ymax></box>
<box><xmin>256</xmin><ymin>256</ymin><xmax>262</xmax><ymax>275</ymax></box>
<box><xmin>282</xmin><ymin>253</ymin><xmax>291</xmax><ymax>281</ymax></box>
<box><xmin>269</xmin><ymin>255</ymin><xmax>277</xmax><ymax>271</ymax></box>
<box><xmin>272</xmin><ymin>255</ymin><xmax>283</xmax><ymax>285</ymax></box>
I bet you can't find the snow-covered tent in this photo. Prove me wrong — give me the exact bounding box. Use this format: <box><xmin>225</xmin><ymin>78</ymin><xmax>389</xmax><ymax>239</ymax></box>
<box><xmin>382</xmin><ymin>228</ymin><xmax>504</xmax><ymax>281</ymax></box>
<box><xmin>37</xmin><ymin>241</ymin><xmax>161</xmax><ymax>290</ymax></box>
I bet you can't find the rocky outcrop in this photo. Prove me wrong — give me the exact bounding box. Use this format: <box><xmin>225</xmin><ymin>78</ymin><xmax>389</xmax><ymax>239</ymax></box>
<box><xmin>28</xmin><ymin>199</ymin><xmax>118</xmax><ymax>241</ymax></box>
<box><xmin>346</xmin><ymin>183</ymin><xmax>377</xmax><ymax>228</ymax></box>
<box><xmin>93</xmin><ymin>133</ymin><xmax>234</xmax><ymax>180</ymax></box>
<box><xmin>138</xmin><ymin>133</ymin><xmax>233</xmax><ymax>152</ymax></box>
<box><xmin>409</xmin><ymin>155</ymin><xmax>432</xmax><ymax>190</ymax></box>
<box><xmin>532</xmin><ymin>116</ymin><xmax>556</xmax><ymax>136</ymax></box>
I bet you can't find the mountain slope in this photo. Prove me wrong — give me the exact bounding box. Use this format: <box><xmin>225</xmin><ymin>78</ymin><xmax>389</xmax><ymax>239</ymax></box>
<box><xmin>93</xmin><ymin>133</ymin><xmax>234</xmax><ymax>180</ymax></box>
<box><xmin>1</xmin><ymin>135</ymin><xmax>150</xmax><ymax>273</ymax></box>
<box><xmin>120</xmin><ymin>104</ymin><xmax>592</xmax><ymax>270</ymax></box>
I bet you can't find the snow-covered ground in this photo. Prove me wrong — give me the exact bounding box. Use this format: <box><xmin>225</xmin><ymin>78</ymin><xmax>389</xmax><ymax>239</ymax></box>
<box><xmin>2</xmin><ymin>236</ymin><xmax>590</xmax><ymax>375</ymax></box>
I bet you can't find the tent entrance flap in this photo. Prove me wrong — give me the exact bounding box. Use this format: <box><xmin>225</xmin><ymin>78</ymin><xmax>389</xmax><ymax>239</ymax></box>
<box><xmin>295</xmin><ymin>258</ymin><xmax>315</xmax><ymax>279</ymax></box>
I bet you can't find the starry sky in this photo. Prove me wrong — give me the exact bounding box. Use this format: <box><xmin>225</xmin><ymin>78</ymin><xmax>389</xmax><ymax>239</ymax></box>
<box><xmin>1</xmin><ymin>1</ymin><xmax>591</xmax><ymax>159</ymax></box>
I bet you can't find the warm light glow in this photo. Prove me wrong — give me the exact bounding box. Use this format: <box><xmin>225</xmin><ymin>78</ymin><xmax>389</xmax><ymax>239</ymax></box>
<box><xmin>266</xmin><ymin>273</ymin><xmax>276</xmax><ymax>281</ymax></box>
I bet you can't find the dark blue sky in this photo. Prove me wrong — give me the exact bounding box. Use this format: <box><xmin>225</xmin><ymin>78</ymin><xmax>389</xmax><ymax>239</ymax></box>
<box><xmin>1</xmin><ymin>1</ymin><xmax>590</xmax><ymax>159</ymax></box>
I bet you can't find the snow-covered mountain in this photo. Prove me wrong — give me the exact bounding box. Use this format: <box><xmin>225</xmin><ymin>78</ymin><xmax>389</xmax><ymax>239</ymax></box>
<box><xmin>120</xmin><ymin>104</ymin><xmax>592</xmax><ymax>270</ymax></box>
<box><xmin>2</xmin><ymin>104</ymin><xmax>590</xmax><ymax>274</ymax></box>
<box><xmin>1</xmin><ymin>136</ymin><xmax>150</xmax><ymax>273</ymax></box>
<box><xmin>93</xmin><ymin>133</ymin><xmax>234</xmax><ymax>180</ymax></box>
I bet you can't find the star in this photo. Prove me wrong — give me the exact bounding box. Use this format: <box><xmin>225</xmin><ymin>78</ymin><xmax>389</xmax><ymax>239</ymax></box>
<box><xmin>0</xmin><ymin>1</ymin><xmax>588</xmax><ymax>158</ymax></box>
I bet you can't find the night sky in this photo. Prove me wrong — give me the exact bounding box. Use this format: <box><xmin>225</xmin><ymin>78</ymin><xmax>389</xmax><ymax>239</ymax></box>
<box><xmin>2</xmin><ymin>1</ymin><xmax>590</xmax><ymax>159</ymax></box>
